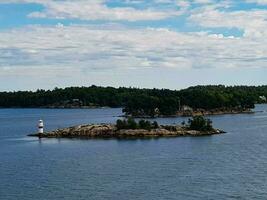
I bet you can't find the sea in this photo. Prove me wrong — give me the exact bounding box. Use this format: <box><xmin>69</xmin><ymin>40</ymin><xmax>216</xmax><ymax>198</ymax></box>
<box><xmin>0</xmin><ymin>105</ymin><xmax>267</xmax><ymax>200</ymax></box>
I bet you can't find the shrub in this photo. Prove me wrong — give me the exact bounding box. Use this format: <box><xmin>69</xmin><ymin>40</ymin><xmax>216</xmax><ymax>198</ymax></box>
<box><xmin>116</xmin><ymin>118</ymin><xmax>159</xmax><ymax>131</ymax></box>
<box><xmin>127</xmin><ymin>118</ymin><xmax>138</xmax><ymax>129</ymax></box>
<box><xmin>138</xmin><ymin>120</ymin><xmax>152</xmax><ymax>130</ymax></box>
<box><xmin>188</xmin><ymin>116</ymin><xmax>213</xmax><ymax>131</ymax></box>
<box><xmin>152</xmin><ymin>121</ymin><xmax>159</xmax><ymax>129</ymax></box>
<box><xmin>116</xmin><ymin>119</ymin><xmax>127</xmax><ymax>130</ymax></box>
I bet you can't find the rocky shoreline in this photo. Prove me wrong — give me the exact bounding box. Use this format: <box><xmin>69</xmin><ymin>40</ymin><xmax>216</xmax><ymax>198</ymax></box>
<box><xmin>176</xmin><ymin>108</ymin><xmax>253</xmax><ymax>117</ymax></box>
<box><xmin>124</xmin><ymin>108</ymin><xmax>253</xmax><ymax>118</ymax></box>
<box><xmin>28</xmin><ymin>124</ymin><xmax>225</xmax><ymax>138</ymax></box>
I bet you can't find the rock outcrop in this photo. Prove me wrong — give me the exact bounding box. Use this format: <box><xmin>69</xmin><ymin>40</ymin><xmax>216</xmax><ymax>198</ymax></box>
<box><xmin>28</xmin><ymin>124</ymin><xmax>225</xmax><ymax>138</ymax></box>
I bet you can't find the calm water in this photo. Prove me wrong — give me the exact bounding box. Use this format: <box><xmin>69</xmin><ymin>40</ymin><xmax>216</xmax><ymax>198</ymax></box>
<box><xmin>1</xmin><ymin>105</ymin><xmax>267</xmax><ymax>200</ymax></box>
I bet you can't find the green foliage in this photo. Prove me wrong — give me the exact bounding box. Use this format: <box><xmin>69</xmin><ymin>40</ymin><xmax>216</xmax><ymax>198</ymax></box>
<box><xmin>116</xmin><ymin>119</ymin><xmax>128</xmax><ymax>130</ymax></box>
<box><xmin>0</xmin><ymin>85</ymin><xmax>266</xmax><ymax>117</ymax></box>
<box><xmin>152</xmin><ymin>121</ymin><xmax>159</xmax><ymax>129</ymax></box>
<box><xmin>126</xmin><ymin>118</ymin><xmax>138</xmax><ymax>129</ymax></box>
<box><xmin>178</xmin><ymin>85</ymin><xmax>264</xmax><ymax>110</ymax></box>
<box><xmin>187</xmin><ymin>116</ymin><xmax>213</xmax><ymax>131</ymax></box>
<box><xmin>138</xmin><ymin>120</ymin><xmax>152</xmax><ymax>130</ymax></box>
<box><xmin>116</xmin><ymin>118</ymin><xmax>159</xmax><ymax>131</ymax></box>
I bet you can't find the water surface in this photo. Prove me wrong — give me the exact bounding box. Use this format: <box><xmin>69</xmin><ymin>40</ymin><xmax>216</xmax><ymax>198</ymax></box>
<box><xmin>1</xmin><ymin>105</ymin><xmax>267</xmax><ymax>200</ymax></box>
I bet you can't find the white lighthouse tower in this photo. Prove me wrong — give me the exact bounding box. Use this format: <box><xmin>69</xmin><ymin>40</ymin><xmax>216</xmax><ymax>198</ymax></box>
<box><xmin>38</xmin><ymin>119</ymin><xmax>44</xmax><ymax>134</ymax></box>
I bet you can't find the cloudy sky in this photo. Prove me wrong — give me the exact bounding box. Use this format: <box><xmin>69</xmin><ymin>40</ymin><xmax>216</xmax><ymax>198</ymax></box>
<box><xmin>0</xmin><ymin>0</ymin><xmax>267</xmax><ymax>91</ymax></box>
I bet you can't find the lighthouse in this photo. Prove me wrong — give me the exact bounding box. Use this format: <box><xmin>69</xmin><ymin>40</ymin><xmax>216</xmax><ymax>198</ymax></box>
<box><xmin>38</xmin><ymin>120</ymin><xmax>44</xmax><ymax>134</ymax></box>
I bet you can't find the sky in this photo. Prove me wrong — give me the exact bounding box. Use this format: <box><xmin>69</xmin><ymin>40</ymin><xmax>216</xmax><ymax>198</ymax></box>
<box><xmin>0</xmin><ymin>0</ymin><xmax>267</xmax><ymax>91</ymax></box>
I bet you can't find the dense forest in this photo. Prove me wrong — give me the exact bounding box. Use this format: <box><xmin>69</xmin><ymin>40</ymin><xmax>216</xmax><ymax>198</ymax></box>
<box><xmin>0</xmin><ymin>85</ymin><xmax>266</xmax><ymax>116</ymax></box>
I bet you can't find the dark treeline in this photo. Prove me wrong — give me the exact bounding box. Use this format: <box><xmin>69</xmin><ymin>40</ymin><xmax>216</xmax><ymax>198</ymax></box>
<box><xmin>0</xmin><ymin>85</ymin><xmax>267</xmax><ymax>116</ymax></box>
<box><xmin>179</xmin><ymin>85</ymin><xmax>267</xmax><ymax>109</ymax></box>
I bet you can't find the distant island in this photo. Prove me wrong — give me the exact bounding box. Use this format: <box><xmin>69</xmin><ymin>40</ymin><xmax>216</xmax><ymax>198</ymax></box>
<box><xmin>29</xmin><ymin>116</ymin><xmax>225</xmax><ymax>138</ymax></box>
<box><xmin>1</xmin><ymin>85</ymin><xmax>267</xmax><ymax>117</ymax></box>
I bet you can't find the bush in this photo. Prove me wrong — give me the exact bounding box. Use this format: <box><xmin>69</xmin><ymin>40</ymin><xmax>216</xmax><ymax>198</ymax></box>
<box><xmin>116</xmin><ymin>119</ymin><xmax>127</xmax><ymax>130</ymax></box>
<box><xmin>127</xmin><ymin>118</ymin><xmax>138</xmax><ymax>129</ymax></box>
<box><xmin>188</xmin><ymin>116</ymin><xmax>213</xmax><ymax>131</ymax></box>
<box><xmin>138</xmin><ymin>120</ymin><xmax>152</xmax><ymax>130</ymax></box>
<box><xmin>152</xmin><ymin>121</ymin><xmax>159</xmax><ymax>129</ymax></box>
<box><xmin>116</xmin><ymin>118</ymin><xmax>159</xmax><ymax>131</ymax></box>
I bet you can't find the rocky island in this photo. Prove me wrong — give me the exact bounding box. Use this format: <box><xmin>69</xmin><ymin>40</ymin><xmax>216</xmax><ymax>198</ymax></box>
<box><xmin>28</xmin><ymin>116</ymin><xmax>225</xmax><ymax>139</ymax></box>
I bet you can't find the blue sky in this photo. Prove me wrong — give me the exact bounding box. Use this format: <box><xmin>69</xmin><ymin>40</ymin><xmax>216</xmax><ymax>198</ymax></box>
<box><xmin>0</xmin><ymin>0</ymin><xmax>267</xmax><ymax>91</ymax></box>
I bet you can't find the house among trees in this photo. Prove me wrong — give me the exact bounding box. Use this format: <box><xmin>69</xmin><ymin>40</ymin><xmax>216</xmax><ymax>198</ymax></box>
<box><xmin>259</xmin><ymin>96</ymin><xmax>266</xmax><ymax>102</ymax></box>
<box><xmin>181</xmin><ymin>105</ymin><xmax>193</xmax><ymax>112</ymax></box>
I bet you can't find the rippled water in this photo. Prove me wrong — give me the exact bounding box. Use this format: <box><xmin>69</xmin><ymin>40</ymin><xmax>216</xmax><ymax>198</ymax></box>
<box><xmin>1</xmin><ymin>105</ymin><xmax>267</xmax><ymax>200</ymax></box>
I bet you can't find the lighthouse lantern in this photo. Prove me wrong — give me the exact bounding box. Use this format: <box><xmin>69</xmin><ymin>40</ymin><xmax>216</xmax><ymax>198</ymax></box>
<box><xmin>38</xmin><ymin>120</ymin><xmax>44</xmax><ymax>134</ymax></box>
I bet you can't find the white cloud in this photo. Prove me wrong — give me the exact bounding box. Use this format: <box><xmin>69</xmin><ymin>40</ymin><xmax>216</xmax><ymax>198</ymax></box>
<box><xmin>0</xmin><ymin>24</ymin><xmax>267</xmax><ymax>80</ymax></box>
<box><xmin>246</xmin><ymin>0</ymin><xmax>267</xmax><ymax>5</ymax></box>
<box><xmin>0</xmin><ymin>1</ymin><xmax>266</xmax><ymax>75</ymax></box>
<box><xmin>189</xmin><ymin>6</ymin><xmax>267</xmax><ymax>38</ymax></box>
<box><xmin>193</xmin><ymin>0</ymin><xmax>213</xmax><ymax>4</ymax></box>
<box><xmin>0</xmin><ymin>0</ymin><xmax>183</xmax><ymax>21</ymax></box>
<box><xmin>36</xmin><ymin>2</ymin><xmax>178</xmax><ymax>21</ymax></box>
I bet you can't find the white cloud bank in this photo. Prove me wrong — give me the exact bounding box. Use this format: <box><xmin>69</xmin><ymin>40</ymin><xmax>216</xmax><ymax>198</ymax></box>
<box><xmin>0</xmin><ymin>0</ymin><xmax>267</xmax><ymax>90</ymax></box>
<box><xmin>0</xmin><ymin>0</ymin><xmax>230</xmax><ymax>22</ymax></box>
<box><xmin>0</xmin><ymin>0</ymin><xmax>183</xmax><ymax>21</ymax></box>
<box><xmin>246</xmin><ymin>0</ymin><xmax>267</xmax><ymax>5</ymax></box>
<box><xmin>190</xmin><ymin>7</ymin><xmax>267</xmax><ymax>38</ymax></box>
<box><xmin>0</xmin><ymin>24</ymin><xmax>267</xmax><ymax>79</ymax></box>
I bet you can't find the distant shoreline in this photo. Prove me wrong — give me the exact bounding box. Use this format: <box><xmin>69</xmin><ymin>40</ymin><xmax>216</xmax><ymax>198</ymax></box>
<box><xmin>0</xmin><ymin>106</ymin><xmax>260</xmax><ymax>118</ymax></box>
<box><xmin>123</xmin><ymin>108</ymin><xmax>255</xmax><ymax>118</ymax></box>
<box><xmin>1</xmin><ymin>85</ymin><xmax>266</xmax><ymax>116</ymax></box>
<box><xmin>0</xmin><ymin>106</ymin><xmax>113</xmax><ymax>109</ymax></box>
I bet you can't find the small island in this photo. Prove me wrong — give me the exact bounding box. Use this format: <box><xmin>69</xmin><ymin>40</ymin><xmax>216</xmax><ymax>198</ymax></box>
<box><xmin>28</xmin><ymin>116</ymin><xmax>225</xmax><ymax>138</ymax></box>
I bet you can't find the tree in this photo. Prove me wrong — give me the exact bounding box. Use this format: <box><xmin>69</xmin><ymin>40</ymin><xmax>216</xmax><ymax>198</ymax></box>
<box><xmin>152</xmin><ymin>121</ymin><xmax>159</xmax><ymax>129</ymax></box>
<box><xmin>139</xmin><ymin>120</ymin><xmax>152</xmax><ymax>130</ymax></box>
<box><xmin>116</xmin><ymin>119</ymin><xmax>127</xmax><ymax>130</ymax></box>
<box><xmin>0</xmin><ymin>85</ymin><xmax>265</xmax><ymax>112</ymax></box>
<box><xmin>127</xmin><ymin>118</ymin><xmax>137</xmax><ymax>129</ymax></box>
<box><xmin>188</xmin><ymin>116</ymin><xmax>213</xmax><ymax>131</ymax></box>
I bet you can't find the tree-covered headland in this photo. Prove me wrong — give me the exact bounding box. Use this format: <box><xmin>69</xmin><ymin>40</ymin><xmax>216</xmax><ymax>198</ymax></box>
<box><xmin>0</xmin><ymin>85</ymin><xmax>266</xmax><ymax>117</ymax></box>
